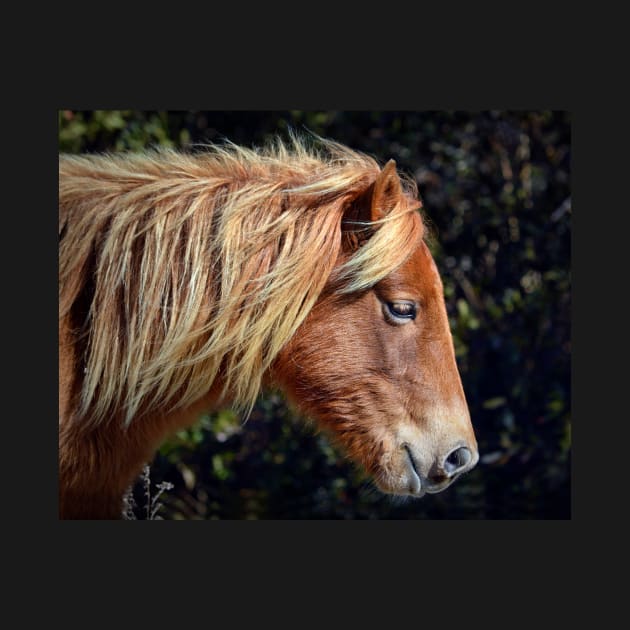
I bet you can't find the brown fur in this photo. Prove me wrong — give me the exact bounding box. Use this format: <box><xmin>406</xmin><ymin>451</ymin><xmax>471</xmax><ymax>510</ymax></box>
<box><xmin>59</xmin><ymin>136</ymin><xmax>477</xmax><ymax>518</ymax></box>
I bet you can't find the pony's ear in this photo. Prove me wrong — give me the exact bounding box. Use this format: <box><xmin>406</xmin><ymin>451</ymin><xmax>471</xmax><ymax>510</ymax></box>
<box><xmin>342</xmin><ymin>159</ymin><xmax>402</xmax><ymax>251</ymax></box>
<box><xmin>370</xmin><ymin>159</ymin><xmax>402</xmax><ymax>221</ymax></box>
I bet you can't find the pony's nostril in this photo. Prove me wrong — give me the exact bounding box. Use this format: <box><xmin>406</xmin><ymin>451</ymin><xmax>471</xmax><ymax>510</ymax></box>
<box><xmin>443</xmin><ymin>446</ymin><xmax>472</xmax><ymax>476</ymax></box>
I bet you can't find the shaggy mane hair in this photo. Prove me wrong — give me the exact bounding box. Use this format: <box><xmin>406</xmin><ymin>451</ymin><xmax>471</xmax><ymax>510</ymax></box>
<box><xmin>59</xmin><ymin>135</ymin><xmax>423</xmax><ymax>428</ymax></box>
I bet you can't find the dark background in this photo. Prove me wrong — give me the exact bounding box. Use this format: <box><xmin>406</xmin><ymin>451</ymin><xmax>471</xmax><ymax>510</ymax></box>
<box><xmin>59</xmin><ymin>110</ymin><xmax>571</xmax><ymax>519</ymax></box>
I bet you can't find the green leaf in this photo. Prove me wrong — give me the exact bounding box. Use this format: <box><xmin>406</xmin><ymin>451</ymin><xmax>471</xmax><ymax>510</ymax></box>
<box><xmin>482</xmin><ymin>397</ymin><xmax>507</xmax><ymax>409</ymax></box>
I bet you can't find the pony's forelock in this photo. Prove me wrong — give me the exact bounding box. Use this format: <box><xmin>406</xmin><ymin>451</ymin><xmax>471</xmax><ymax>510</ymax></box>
<box><xmin>59</xmin><ymin>135</ymin><xmax>424</xmax><ymax>428</ymax></box>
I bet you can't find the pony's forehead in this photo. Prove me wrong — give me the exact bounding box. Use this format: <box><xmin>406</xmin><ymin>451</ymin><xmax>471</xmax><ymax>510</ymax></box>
<box><xmin>376</xmin><ymin>234</ymin><xmax>442</xmax><ymax>297</ymax></box>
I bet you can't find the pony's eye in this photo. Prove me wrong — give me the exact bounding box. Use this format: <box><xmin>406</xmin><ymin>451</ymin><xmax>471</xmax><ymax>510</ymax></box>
<box><xmin>385</xmin><ymin>301</ymin><xmax>417</xmax><ymax>322</ymax></box>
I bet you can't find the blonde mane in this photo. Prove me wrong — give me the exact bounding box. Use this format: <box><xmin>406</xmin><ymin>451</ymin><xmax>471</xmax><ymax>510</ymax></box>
<box><xmin>59</xmin><ymin>135</ymin><xmax>423</xmax><ymax>428</ymax></box>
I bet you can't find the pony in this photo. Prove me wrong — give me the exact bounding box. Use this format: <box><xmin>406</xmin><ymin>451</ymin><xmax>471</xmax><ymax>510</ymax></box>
<box><xmin>59</xmin><ymin>134</ymin><xmax>478</xmax><ymax>519</ymax></box>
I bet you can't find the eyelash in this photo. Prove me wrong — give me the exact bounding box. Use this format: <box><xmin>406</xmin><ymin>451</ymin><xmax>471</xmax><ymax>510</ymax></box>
<box><xmin>384</xmin><ymin>301</ymin><xmax>417</xmax><ymax>322</ymax></box>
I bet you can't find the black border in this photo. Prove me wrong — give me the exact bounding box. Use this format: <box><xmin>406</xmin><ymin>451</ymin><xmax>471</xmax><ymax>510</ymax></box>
<box><xmin>14</xmin><ymin>24</ymin><xmax>599</xmax><ymax>615</ymax></box>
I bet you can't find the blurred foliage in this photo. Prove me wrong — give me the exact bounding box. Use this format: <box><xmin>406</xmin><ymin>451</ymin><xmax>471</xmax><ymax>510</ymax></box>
<box><xmin>59</xmin><ymin>110</ymin><xmax>571</xmax><ymax>519</ymax></box>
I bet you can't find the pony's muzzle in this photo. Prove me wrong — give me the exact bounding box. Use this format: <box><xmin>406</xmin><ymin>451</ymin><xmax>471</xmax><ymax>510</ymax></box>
<box><xmin>428</xmin><ymin>444</ymin><xmax>478</xmax><ymax>485</ymax></box>
<box><xmin>444</xmin><ymin>445</ymin><xmax>474</xmax><ymax>475</ymax></box>
<box><xmin>399</xmin><ymin>439</ymin><xmax>479</xmax><ymax>497</ymax></box>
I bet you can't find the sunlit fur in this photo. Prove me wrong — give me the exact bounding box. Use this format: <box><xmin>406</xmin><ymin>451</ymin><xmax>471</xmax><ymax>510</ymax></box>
<box><xmin>59</xmin><ymin>135</ymin><xmax>421</xmax><ymax>432</ymax></box>
<box><xmin>59</xmin><ymin>134</ymin><xmax>482</xmax><ymax>519</ymax></box>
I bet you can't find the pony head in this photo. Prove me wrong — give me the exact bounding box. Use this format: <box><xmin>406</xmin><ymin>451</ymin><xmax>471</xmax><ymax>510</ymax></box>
<box><xmin>270</xmin><ymin>158</ymin><xmax>478</xmax><ymax>498</ymax></box>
